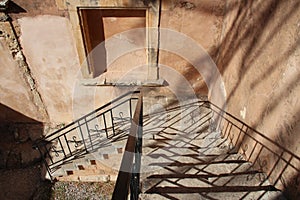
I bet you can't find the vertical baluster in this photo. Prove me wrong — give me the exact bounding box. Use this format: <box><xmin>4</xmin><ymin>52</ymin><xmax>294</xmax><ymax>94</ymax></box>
<box><xmin>58</xmin><ymin>137</ymin><xmax>66</xmax><ymax>158</ymax></box>
<box><xmin>64</xmin><ymin>134</ymin><xmax>72</xmax><ymax>156</ymax></box>
<box><xmin>274</xmin><ymin>154</ymin><xmax>293</xmax><ymax>186</ymax></box>
<box><xmin>248</xmin><ymin>141</ymin><xmax>258</xmax><ymax>161</ymax></box>
<box><xmin>227</xmin><ymin>123</ymin><xmax>233</xmax><ymax>144</ymax></box>
<box><xmin>110</xmin><ymin>110</ymin><xmax>115</xmax><ymax>136</ymax></box>
<box><xmin>216</xmin><ymin>109</ymin><xmax>223</xmax><ymax>131</ymax></box>
<box><xmin>84</xmin><ymin>118</ymin><xmax>93</xmax><ymax>150</ymax></box>
<box><xmin>266</xmin><ymin>151</ymin><xmax>284</xmax><ymax>182</ymax></box>
<box><xmin>235</xmin><ymin>125</ymin><xmax>245</xmax><ymax>149</ymax></box>
<box><xmin>103</xmin><ymin>113</ymin><xmax>109</xmax><ymax>138</ymax></box>
<box><xmin>223</xmin><ymin>121</ymin><xmax>230</xmax><ymax>139</ymax></box>
<box><xmin>77</xmin><ymin>121</ymin><xmax>88</xmax><ymax>153</ymax></box>
<box><xmin>252</xmin><ymin>145</ymin><xmax>264</xmax><ymax>167</ymax></box>
<box><xmin>45</xmin><ymin>144</ymin><xmax>54</xmax><ymax>164</ymax></box>
<box><xmin>129</xmin><ymin>99</ymin><xmax>132</xmax><ymax>119</ymax></box>
<box><xmin>96</xmin><ymin>114</ymin><xmax>102</xmax><ymax>138</ymax></box>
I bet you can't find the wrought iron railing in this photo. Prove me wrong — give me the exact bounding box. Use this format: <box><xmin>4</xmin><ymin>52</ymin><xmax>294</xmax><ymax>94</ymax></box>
<box><xmin>112</xmin><ymin>91</ymin><xmax>143</xmax><ymax>200</ymax></box>
<box><xmin>202</xmin><ymin>101</ymin><xmax>300</xmax><ymax>198</ymax></box>
<box><xmin>33</xmin><ymin>91</ymin><xmax>140</xmax><ymax>180</ymax></box>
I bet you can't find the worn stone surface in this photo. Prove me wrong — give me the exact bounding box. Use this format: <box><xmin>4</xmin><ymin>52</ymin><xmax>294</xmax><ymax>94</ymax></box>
<box><xmin>139</xmin><ymin>101</ymin><xmax>286</xmax><ymax>199</ymax></box>
<box><xmin>18</xmin><ymin>15</ymin><xmax>80</xmax><ymax>123</ymax></box>
<box><xmin>159</xmin><ymin>0</ymin><xmax>225</xmax><ymax>96</ymax></box>
<box><xmin>0</xmin><ymin>22</ymin><xmax>47</xmax><ymax>122</ymax></box>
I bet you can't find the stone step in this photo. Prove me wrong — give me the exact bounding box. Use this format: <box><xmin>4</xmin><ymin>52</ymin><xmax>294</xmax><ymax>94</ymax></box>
<box><xmin>143</xmin><ymin>137</ymin><xmax>228</xmax><ymax>150</ymax></box>
<box><xmin>50</xmin><ymin>152</ymin><xmax>122</xmax><ymax>180</ymax></box>
<box><xmin>55</xmin><ymin>159</ymin><xmax>118</xmax><ymax>182</ymax></box>
<box><xmin>141</xmin><ymin>162</ymin><xmax>261</xmax><ymax>189</ymax></box>
<box><xmin>140</xmin><ymin>158</ymin><xmax>286</xmax><ymax>200</ymax></box>
<box><xmin>143</xmin><ymin>145</ymin><xmax>230</xmax><ymax>157</ymax></box>
<box><xmin>139</xmin><ymin>187</ymin><xmax>285</xmax><ymax>200</ymax></box>
<box><xmin>46</xmin><ymin>135</ymin><xmax>127</xmax><ymax>180</ymax></box>
<box><xmin>58</xmin><ymin>174</ymin><xmax>117</xmax><ymax>182</ymax></box>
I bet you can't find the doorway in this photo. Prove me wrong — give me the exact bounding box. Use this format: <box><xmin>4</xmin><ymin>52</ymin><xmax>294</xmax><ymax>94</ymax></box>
<box><xmin>79</xmin><ymin>8</ymin><xmax>147</xmax><ymax>77</ymax></box>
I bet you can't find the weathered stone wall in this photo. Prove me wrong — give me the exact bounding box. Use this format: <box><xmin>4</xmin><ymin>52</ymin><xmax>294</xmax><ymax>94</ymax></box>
<box><xmin>159</xmin><ymin>0</ymin><xmax>225</xmax><ymax>95</ymax></box>
<box><xmin>0</xmin><ymin>0</ymin><xmax>224</xmax><ymax>169</ymax></box>
<box><xmin>218</xmin><ymin>0</ymin><xmax>300</xmax><ymax>198</ymax></box>
<box><xmin>0</xmin><ymin>21</ymin><xmax>48</xmax><ymax>123</ymax></box>
<box><xmin>18</xmin><ymin>15</ymin><xmax>81</xmax><ymax>123</ymax></box>
<box><xmin>1</xmin><ymin>0</ymin><xmax>224</xmax><ymax>125</ymax></box>
<box><xmin>2</xmin><ymin>1</ymin><xmax>299</xmax><ymax>197</ymax></box>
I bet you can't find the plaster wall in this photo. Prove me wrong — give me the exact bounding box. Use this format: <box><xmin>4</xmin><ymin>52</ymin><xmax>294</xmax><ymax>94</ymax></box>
<box><xmin>0</xmin><ymin>37</ymin><xmax>43</xmax><ymax>122</ymax></box>
<box><xmin>3</xmin><ymin>0</ymin><xmax>224</xmax><ymax>125</ymax></box>
<box><xmin>218</xmin><ymin>0</ymin><xmax>300</xmax><ymax>197</ymax></box>
<box><xmin>159</xmin><ymin>0</ymin><xmax>225</xmax><ymax>96</ymax></box>
<box><xmin>18</xmin><ymin>15</ymin><xmax>81</xmax><ymax>123</ymax></box>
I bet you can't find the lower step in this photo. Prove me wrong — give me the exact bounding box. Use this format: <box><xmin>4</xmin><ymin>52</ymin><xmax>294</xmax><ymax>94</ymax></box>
<box><xmin>56</xmin><ymin>174</ymin><xmax>117</xmax><ymax>182</ymax></box>
<box><xmin>139</xmin><ymin>188</ymin><xmax>285</xmax><ymax>200</ymax></box>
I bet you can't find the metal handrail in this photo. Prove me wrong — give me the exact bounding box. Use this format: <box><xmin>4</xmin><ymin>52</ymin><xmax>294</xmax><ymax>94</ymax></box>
<box><xmin>33</xmin><ymin>90</ymin><xmax>140</xmax><ymax>180</ymax></box>
<box><xmin>203</xmin><ymin>101</ymin><xmax>300</xmax><ymax>162</ymax></box>
<box><xmin>201</xmin><ymin>100</ymin><xmax>300</xmax><ymax>191</ymax></box>
<box><xmin>34</xmin><ymin>91</ymin><xmax>140</xmax><ymax>144</ymax></box>
<box><xmin>112</xmin><ymin>91</ymin><xmax>143</xmax><ymax>200</ymax></box>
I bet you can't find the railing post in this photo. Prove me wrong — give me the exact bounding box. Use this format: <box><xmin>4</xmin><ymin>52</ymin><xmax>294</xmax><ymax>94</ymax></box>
<box><xmin>112</xmin><ymin>90</ymin><xmax>143</xmax><ymax>200</ymax></box>
<box><xmin>130</xmin><ymin>94</ymin><xmax>143</xmax><ymax>200</ymax></box>
<box><xmin>129</xmin><ymin>99</ymin><xmax>132</xmax><ymax>118</ymax></box>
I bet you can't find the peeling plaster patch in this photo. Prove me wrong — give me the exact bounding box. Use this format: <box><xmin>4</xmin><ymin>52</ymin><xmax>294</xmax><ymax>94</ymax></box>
<box><xmin>178</xmin><ymin>1</ymin><xmax>196</xmax><ymax>10</ymax></box>
<box><xmin>240</xmin><ymin>106</ymin><xmax>246</xmax><ymax>120</ymax></box>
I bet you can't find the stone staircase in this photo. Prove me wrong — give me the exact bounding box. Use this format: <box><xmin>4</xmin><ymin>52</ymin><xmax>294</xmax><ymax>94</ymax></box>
<box><xmin>33</xmin><ymin>91</ymin><xmax>139</xmax><ymax>182</ymax></box>
<box><xmin>35</xmin><ymin>94</ymin><xmax>287</xmax><ymax>199</ymax></box>
<box><xmin>139</xmin><ymin>101</ymin><xmax>286</xmax><ymax>200</ymax></box>
<box><xmin>49</xmin><ymin>133</ymin><xmax>128</xmax><ymax>182</ymax></box>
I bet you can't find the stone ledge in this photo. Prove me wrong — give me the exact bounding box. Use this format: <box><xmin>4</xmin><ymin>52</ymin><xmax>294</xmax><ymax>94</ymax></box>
<box><xmin>80</xmin><ymin>78</ymin><xmax>166</xmax><ymax>87</ymax></box>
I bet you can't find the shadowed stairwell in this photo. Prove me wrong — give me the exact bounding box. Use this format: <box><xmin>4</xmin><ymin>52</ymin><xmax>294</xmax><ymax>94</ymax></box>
<box><xmin>34</xmin><ymin>92</ymin><xmax>298</xmax><ymax>199</ymax></box>
<box><xmin>139</xmin><ymin>101</ymin><xmax>286</xmax><ymax>200</ymax></box>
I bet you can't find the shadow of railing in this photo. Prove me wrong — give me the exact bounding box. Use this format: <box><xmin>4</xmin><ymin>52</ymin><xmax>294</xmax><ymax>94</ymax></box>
<box><xmin>143</xmin><ymin>133</ymin><xmax>278</xmax><ymax>199</ymax></box>
<box><xmin>139</xmin><ymin>100</ymin><xmax>293</xmax><ymax>199</ymax></box>
<box><xmin>205</xmin><ymin>101</ymin><xmax>300</xmax><ymax>198</ymax></box>
<box><xmin>33</xmin><ymin>91</ymin><xmax>140</xmax><ymax>180</ymax></box>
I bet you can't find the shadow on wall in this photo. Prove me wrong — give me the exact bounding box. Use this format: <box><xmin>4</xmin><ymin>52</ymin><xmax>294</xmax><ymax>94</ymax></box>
<box><xmin>0</xmin><ymin>103</ymin><xmax>44</xmax><ymax>168</ymax></box>
<box><xmin>213</xmin><ymin>1</ymin><xmax>300</xmax><ymax>198</ymax></box>
<box><xmin>216</xmin><ymin>0</ymin><xmax>300</xmax><ymax>105</ymax></box>
<box><xmin>0</xmin><ymin>103</ymin><xmax>53</xmax><ymax>199</ymax></box>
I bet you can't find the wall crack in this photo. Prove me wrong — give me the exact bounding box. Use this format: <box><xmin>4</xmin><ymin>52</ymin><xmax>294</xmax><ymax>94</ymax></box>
<box><xmin>0</xmin><ymin>18</ymin><xmax>49</xmax><ymax>121</ymax></box>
